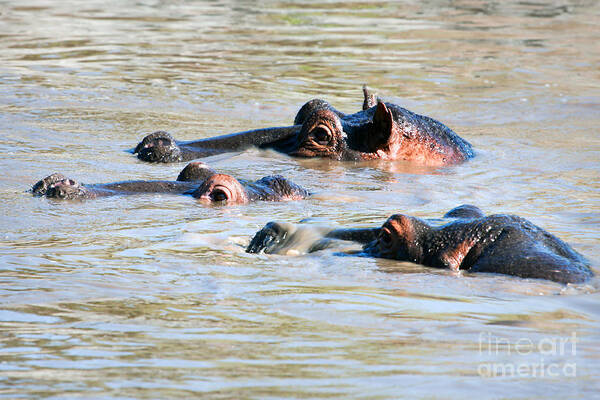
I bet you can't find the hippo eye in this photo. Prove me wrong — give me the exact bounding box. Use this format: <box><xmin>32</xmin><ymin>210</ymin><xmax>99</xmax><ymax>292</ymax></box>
<box><xmin>210</xmin><ymin>189</ymin><xmax>228</xmax><ymax>202</ymax></box>
<box><xmin>311</xmin><ymin>127</ymin><xmax>331</xmax><ymax>146</ymax></box>
<box><xmin>379</xmin><ymin>229</ymin><xmax>392</xmax><ymax>246</ymax></box>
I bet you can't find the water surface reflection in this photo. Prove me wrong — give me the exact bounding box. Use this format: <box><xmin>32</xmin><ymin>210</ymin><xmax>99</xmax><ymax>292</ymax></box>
<box><xmin>1</xmin><ymin>0</ymin><xmax>599</xmax><ymax>398</ymax></box>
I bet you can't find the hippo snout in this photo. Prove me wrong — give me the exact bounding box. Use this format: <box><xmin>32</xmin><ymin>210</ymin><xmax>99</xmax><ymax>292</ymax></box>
<box><xmin>45</xmin><ymin>179</ymin><xmax>88</xmax><ymax>200</ymax></box>
<box><xmin>134</xmin><ymin>131</ymin><xmax>182</xmax><ymax>163</ymax></box>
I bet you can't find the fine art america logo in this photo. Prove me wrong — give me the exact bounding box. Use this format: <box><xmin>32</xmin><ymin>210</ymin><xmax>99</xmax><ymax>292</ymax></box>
<box><xmin>478</xmin><ymin>331</ymin><xmax>577</xmax><ymax>378</ymax></box>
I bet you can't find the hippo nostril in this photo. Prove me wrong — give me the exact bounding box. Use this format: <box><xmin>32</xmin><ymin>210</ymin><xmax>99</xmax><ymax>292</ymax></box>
<box><xmin>210</xmin><ymin>189</ymin><xmax>228</xmax><ymax>202</ymax></box>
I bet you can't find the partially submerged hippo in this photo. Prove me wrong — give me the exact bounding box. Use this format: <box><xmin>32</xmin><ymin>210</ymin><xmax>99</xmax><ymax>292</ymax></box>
<box><xmin>134</xmin><ymin>87</ymin><xmax>473</xmax><ymax>166</ymax></box>
<box><xmin>246</xmin><ymin>205</ymin><xmax>593</xmax><ymax>284</ymax></box>
<box><xmin>32</xmin><ymin>162</ymin><xmax>309</xmax><ymax>204</ymax></box>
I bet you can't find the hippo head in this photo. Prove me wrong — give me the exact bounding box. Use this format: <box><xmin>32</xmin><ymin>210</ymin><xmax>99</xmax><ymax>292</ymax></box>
<box><xmin>134</xmin><ymin>131</ymin><xmax>182</xmax><ymax>163</ymax></box>
<box><xmin>192</xmin><ymin>174</ymin><xmax>248</xmax><ymax>204</ymax></box>
<box><xmin>364</xmin><ymin>214</ymin><xmax>430</xmax><ymax>263</ymax></box>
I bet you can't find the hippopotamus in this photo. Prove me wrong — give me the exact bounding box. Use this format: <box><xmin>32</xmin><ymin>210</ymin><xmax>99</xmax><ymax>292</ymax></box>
<box><xmin>31</xmin><ymin>162</ymin><xmax>310</xmax><ymax>204</ymax></box>
<box><xmin>133</xmin><ymin>87</ymin><xmax>473</xmax><ymax>166</ymax></box>
<box><xmin>246</xmin><ymin>205</ymin><xmax>593</xmax><ymax>284</ymax></box>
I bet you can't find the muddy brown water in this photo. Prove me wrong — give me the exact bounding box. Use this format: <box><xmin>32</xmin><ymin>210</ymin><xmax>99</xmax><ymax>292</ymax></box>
<box><xmin>1</xmin><ymin>1</ymin><xmax>599</xmax><ymax>398</ymax></box>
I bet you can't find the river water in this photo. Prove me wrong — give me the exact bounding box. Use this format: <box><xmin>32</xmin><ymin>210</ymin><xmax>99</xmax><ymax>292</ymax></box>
<box><xmin>1</xmin><ymin>0</ymin><xmax>599</xmax><ymax>398</ymax></box>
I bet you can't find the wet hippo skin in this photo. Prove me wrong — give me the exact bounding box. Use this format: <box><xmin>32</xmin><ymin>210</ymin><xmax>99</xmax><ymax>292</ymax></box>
<box><xmin>134</xmin><ymin>86</ymin><xmax>473</xmax><ymax>166</ymax></box>
<box><xmin>32</xmin><ymin>162</ymin><xmax>310</xmax><ymax>204</ymax></box>
<box><xmin>246</xmin><ymin>205</ymin><xmax>593</xmax><ymax>284</ymax></box>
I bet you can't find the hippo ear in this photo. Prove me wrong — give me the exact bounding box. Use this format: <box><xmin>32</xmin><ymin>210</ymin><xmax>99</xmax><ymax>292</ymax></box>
<box><xmin>362</xmin><ymin>85</ymin><xmax>385</xmax><ymax>110</ymax></box>
<box><xmin>368</xmin><ymin>101</ymin><xmax>395</xmax><ymax>150</ymax></box>
<box><xmin>362</xmin><ymin>85</ymin><xmax>378</xmax><ymax>110</ymax></box>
